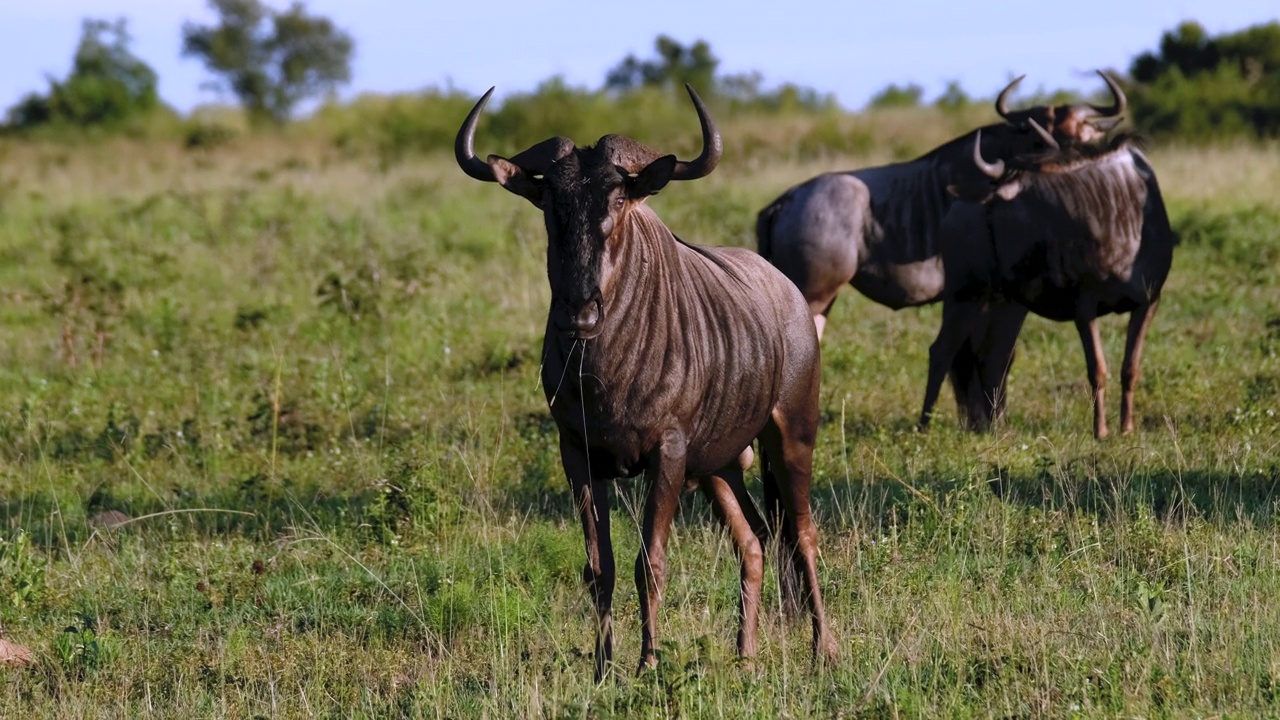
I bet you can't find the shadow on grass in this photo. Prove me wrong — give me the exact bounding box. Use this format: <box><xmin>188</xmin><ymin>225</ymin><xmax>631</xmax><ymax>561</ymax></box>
<box><xmin>987</xmin><ymin>466</ymin><xmax>1280</xmax><ymax>525</ymax></box>
<box><xmin>807</xmin><ymin>464</ymin><xmax>1280</xmax><ymax>535</ymax></box>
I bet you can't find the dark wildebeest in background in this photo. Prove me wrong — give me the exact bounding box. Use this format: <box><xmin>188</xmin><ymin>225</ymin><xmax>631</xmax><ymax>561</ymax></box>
<box><xmin>757</xmin><ymin>72</ymin><xmax>1127</xmax><ymax>430</ymax></box>
<box><xmin>920</xmin><ymin>133</ymin><xmax>1175</xmax><ymax>438</ymax></box>
<box><xmin>456</xmin><ymin>85</ymin><xmax>836</xmax><ymax>679</ymax></box>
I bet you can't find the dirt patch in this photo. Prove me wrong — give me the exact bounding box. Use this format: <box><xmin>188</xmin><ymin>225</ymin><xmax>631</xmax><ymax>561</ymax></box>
<box><xmin>0</xmin><ymin>638</ymin><xmax>34</xmax><ymax>667</ymax></box>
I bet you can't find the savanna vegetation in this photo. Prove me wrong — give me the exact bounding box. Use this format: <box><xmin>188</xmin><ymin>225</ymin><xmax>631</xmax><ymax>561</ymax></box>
<box><xmin>1</xmin><ymin>8</ymin><xmax>1280</xmax><ymax>718</ymax></box>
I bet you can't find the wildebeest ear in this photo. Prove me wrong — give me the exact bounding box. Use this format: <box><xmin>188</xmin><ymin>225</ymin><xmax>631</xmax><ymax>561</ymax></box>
<box><xmin>626</xmin><ymin>155</ymin><xmax>677</xmax><ymax>198</ymax></box>
<box><xmin>488</xmin><ymin>156</ymin><xmax>543</xmax><ymax>205</ymax></box>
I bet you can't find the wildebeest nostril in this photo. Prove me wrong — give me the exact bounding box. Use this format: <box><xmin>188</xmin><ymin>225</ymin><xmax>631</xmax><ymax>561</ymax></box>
<box><xmin>573</xmin><ymin>300</ymin><xmax>600</xmax><ymax>331</ymax></box>
<box><xmin>553</xmin><ymin>290</ymin><xmax>603</xmax><ymax>336</ymax></box>
<box><xmin>569</xmin><ymin>290</ymin><xmax>604</xmax><ymax>334</ymax></box>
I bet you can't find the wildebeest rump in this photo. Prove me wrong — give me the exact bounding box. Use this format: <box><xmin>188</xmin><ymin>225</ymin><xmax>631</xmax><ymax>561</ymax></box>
<box><xmin>757</xmin><ymin>72</ymin><xmax>1127</xmax><ymax>430</ymax></box>
<box><xmin>921</xmin><ymin>134</ymin><xmax>1175</xmax><ymax>438</ymax></box>
<box><xmin>456</xmin><ymin>85</ymin><xmax>836</xmax><ymax>678</ymax></box>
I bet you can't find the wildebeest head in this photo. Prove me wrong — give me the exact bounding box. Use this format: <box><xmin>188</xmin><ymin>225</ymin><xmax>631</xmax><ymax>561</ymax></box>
<box><xmin>456</xmin><ymin>85</ymin><xmax>721</xmax><ymax>339</ymax></box>
<box><xmin>947</xmin><ymin>128</ymin><xmax>1137</xmax><ymax>204</ymax></box>
<box><xmin>994</xmin><ymin>70</ymin><xmax>1127</xmax><ymax>148</ymax></box>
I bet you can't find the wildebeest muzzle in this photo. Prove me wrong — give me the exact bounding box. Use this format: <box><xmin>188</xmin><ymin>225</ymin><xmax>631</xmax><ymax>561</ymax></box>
<box><xmin>553</xmin><ymin>288</ymin><xmax>605</xmax><ymax>339</ymax></box>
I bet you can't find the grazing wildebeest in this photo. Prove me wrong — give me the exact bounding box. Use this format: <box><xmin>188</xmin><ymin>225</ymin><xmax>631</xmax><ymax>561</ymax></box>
<box><xmin>920</xmin><ymin>133</ymin><xmax>1175</xmax><ymax>438</ymax></box>
<box><xmin>456</xmin><ymin>85</ymin><xmax>836</xmax><ymax>679</ymax></box>
<box><xmin>757</xmin><ymin>72</ymin><xmax>1127</xmax><ymax>429</ymax></box>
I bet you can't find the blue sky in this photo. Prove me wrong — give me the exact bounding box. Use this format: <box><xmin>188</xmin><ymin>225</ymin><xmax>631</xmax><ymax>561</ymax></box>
<box><xmin>2</xmin><ymin>0</ymin><xmax>1276</xmax><ymax>114</ymax></box>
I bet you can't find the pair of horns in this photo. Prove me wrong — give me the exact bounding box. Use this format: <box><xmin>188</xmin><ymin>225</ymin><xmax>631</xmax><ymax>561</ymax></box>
<box><xmin>995</xmin><ymin>70</ymin><xmax>1127</xmax><ymax>121</ymax></box>
<box><xmin>456</xmin><ymin>84</ymin><xmax>721</xmax><ymax>182</ymax></box>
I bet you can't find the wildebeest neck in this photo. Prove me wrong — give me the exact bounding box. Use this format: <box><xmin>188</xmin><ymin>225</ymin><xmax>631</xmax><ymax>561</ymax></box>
<box><xmin>548</xmin><ymin>203</ymin><xmax>684</xmax><ymax>351</ymax></box>
<box><xmin>541</xmin><ymin>203</ymin><xmax>779</xmax><ymax>472</ymax></box>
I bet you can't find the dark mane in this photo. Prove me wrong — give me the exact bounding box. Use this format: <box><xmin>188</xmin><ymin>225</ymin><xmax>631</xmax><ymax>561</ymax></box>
<box><xmin>1011</xmin><ymin>132</ymin><xmax>1146</xmax><ymax>171</ymax></box>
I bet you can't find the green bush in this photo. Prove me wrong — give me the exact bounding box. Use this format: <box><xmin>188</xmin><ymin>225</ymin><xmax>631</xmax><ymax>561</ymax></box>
<box><xmin>1128</xmin><ymin>20</ymin><xmax>1280</xmax><ymax>139</ymax></box>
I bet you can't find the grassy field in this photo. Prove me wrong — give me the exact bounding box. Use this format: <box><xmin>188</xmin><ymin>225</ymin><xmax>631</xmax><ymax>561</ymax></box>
<box><xmin>0</xmin><ymin>123</ymin><xmax>1279</xmax><ymax>717</ymax></box>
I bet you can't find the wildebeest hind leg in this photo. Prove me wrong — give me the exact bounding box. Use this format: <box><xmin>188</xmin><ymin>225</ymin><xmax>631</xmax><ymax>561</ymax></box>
<box><xmin>699</xmin><ymin>466</ymin><xmax>768</xmax><ymax>661</ymax></box>
<box><xmin>760</xmin><ymin>418</ymin><xmax>836</xmax><ymax>664</ymax></box>
<box><xmin>1120</xmin><ymin>298</ymin><xmax>1160</xmax><ymax>435</ymax></box>
<box><xmin>1075</xmin><ymin>316</ymin><xmax>1109</xmax><ymax>439</ymax></box>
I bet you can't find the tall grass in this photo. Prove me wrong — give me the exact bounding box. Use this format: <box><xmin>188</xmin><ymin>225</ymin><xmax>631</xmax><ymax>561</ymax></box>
<box><xmin>0</xmin><ymin>115</ymin><xmax>1278</xmax><ymax>716</ymax></box>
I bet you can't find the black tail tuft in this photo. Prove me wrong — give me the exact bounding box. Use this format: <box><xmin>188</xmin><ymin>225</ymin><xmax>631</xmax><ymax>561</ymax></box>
<box><xmin>755</xmin><ymin>191</ymin><xmax>791</xmax><ymax>261</ymax></box>
<box><xmin>762</xmin><ymin>463</ymin><xmax>805</xmax><ymax>619</ymax></box>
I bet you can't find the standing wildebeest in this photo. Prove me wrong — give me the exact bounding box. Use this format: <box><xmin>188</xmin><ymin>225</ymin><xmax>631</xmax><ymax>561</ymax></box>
<box><xmin>757</xmin><ymin>72</ymin><xmax>1127</xmax><ymax>429</ymax></box>
<box><xmin>456</xmin><ymin>85</ymin><xmax>836</xmax><ymax>679</ymax></box>
<box><xmin>920</xmin><ymin>133</ymin><xmax>1175</xmax><ymax>438</ymax></box>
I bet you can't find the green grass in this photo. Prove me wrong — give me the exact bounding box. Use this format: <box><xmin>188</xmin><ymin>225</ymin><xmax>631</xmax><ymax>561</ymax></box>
<box><xmin>0</xmin><ymin>133</ymin><xmax>1279</xmax><ymax>717</ymax></box>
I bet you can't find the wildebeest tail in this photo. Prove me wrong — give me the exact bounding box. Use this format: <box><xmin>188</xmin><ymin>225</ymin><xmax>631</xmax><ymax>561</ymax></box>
<box><xmin>755</xmin><ymin>190</ymin><xmax>792</xmax><ymax>261</ymax></box>
<box><xmin>761</xmin><ymin>460</ymin><xmax>804</xmax><ymax>619</ymax></box>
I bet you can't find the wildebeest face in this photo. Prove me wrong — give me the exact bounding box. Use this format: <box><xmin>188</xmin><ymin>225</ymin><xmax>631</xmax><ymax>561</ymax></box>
<box><xmin>495</xmin><ymin>150</ymin><xmax>675</xmax><ymax>338</ymax></box>
<box><xmin>457</xmin><ymin>84</ymin><xmax>720</xmax><ymax>339</ymax></box>
<box><xmin>994</xmin><ymin>71</ymin><xmax>1126</xmax><ymax>149</ymax></box>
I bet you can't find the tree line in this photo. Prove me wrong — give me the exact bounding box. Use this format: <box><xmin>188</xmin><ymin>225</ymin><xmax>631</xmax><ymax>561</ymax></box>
<box><xmin>5</xmin><ymin>2</ymin><xmax>1279</xmax><ymax>142</ymax></box>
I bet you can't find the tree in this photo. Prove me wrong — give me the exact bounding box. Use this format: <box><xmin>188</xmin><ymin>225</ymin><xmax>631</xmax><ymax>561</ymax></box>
<box><xmin>6</xmin><ymin>18</ymin><xmax>158</xmax><ymax>130</ymax></box>
<box><xmin>182</xmin><ymin>0</ymin><xmax>353</xmax><ymax>125</ymax></box>
<box><xmin>1127</xmin><ymin>20</ymin><xmax>1280</xmax><ymax>138</ymax></box>
<box><xmin>604</xmin><ymin>35</ymin><xmax>718</xmax><ymax>94</ymax></box>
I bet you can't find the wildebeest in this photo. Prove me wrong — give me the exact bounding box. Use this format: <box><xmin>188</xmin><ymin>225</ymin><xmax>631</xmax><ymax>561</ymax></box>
<box><xmin>756</xmin><ymin>72</ymin><xmax>1127</xmax><ymax>429</ymax></box>
<box><xmin>456</xmin><ymin>85</ymin><xmax>836</xmax><ymax>678</ymax></box>
<box><xmin>920</xmin><ymin>133</ymin><xmax>1175</xmax><ymax>438</ymax></box>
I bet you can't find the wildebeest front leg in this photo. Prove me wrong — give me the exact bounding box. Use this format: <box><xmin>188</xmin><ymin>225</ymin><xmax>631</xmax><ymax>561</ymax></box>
<box><xmin>635</xmin><ymin>428</ymin><xmax>688</xmax><ymax>672</ymax></box>
<box><xmin>948</xmin><ymin>302</ymin><xmax>1026</xmax><ymax>431</ymax></box>
<box><xmin>699</xmin><ymin>465</ymin><xmax>769</xmax><ymax>661</ymax></box>
<box><xmin>1075</xmin><ymin>316</ymin><xmax>1110</xmax><ymax>439</ymax></box>
<box><xmin>561</xmin><ymin>438</ymin><xmax>615</xmax><ymax>681</ymax></box>
<box><xmin>973</xmin><ymin>302</ymin><xmax>1028</xmax><ymax>429</ymax></box>
<box><xmin>920</xmin><ymin>300</ymin><xmax>986</xmax><ymax>429</ymax></box>
<box><xmin>1120</xmin><ymin>298</ymin><xmax>1160</xmax><ymax>435</ymax></box>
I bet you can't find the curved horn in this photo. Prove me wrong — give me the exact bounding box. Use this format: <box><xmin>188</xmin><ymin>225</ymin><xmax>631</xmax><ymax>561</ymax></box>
<box><xmin>1026</xmin><ymin>118</ymin><xmax>1059</xmax><ymax>150</ymax></box>
<box><xmin>995</xmin><ymin>75</ymin><xmax>1025</xmax><ymax>119</ymax></box>
<box><xmin>1090</xmin><ymin>69</ymin><xmax>1127</xmax><ymax>118</ymax></box>
<box><xmin>456</xmin><ymin>87</ymin><xmax>498</xmax><ymax>182</ymax></box>
<box><xmin>671</xmin><ymin>84</ymin><xmax>722</xmax><ymax>180</ymax></box>
<box><xmin>973</xmin><ymin>130</ymin><xmax>1005</xmax><ymax>179</ymax></box>
<box><xmin>599</xmin><ymin>84</ymin><xmax>722</xmax><ymax>180</ymax></box>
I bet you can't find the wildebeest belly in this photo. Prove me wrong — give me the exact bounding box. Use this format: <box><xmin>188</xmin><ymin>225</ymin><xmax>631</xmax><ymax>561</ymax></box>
<box><xmin>996</xmin><ymin>241</ymin><xmax>1150</xmax><ymax>321</ymax></box>
<box><xmin>850</xmin><ymin>257</ymin><xmax>946</xmax><ymax>309</ymax></box>
<box><xmin>542</xmin><ymin>340</ymin><xmax>781</xmax><ymax>479</ymax></box>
